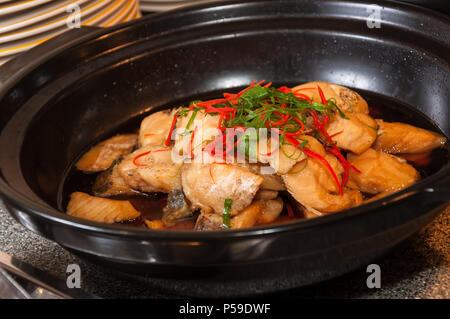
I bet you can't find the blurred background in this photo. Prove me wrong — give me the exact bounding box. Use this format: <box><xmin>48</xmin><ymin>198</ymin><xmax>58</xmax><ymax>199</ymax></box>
<box><xmin>0</xmin><ymin>0</ymin><xmax>142</xmax><ymax>66</ymax></box>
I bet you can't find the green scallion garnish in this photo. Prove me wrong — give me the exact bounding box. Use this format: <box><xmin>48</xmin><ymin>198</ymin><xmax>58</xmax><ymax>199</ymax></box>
<box><xmin>222</xmin><ymin>198</ymin><xmax>232</xmax><ymax>229</ymax></box>
<box><xmin>185</xmin><ymin>109</ymin><xmax>198</xmax><ymax>130</ymax></box>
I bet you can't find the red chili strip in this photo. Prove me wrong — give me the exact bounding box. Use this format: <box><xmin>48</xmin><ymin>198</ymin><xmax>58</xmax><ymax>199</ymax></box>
<box><xmin>277</xmin><ymin>86</ymin><xmax>291</xmax><ymax>93</ymax></box>
<box><xmin>165</xmin><ymin>115</ymin><xmax>178</xmax><ymax>146</ymax></box>
<box><xmin>326</xmin><ymin>147</ymin><xmax>350</xmax><ymax>187</ymax></box>
<box><xmin>213</xmin><ymin>106</ymin><xmax>235</xmax><ymax>113</ymax></box>
<box><xmin>197</xmin><ymin>98</ymin><xmax>228</xmax><ymax>106</ymax></box>
<box><xmin>223</xmin><ymin>92</ymin><xmax>236</xmax><ymax>99</ymax></box>
<box><xmin>270</xmin><ymin>118</ymin><xmax>284</xmax><ymax>126</ymax></box>
<box><xmin>188</xmin><ymin>126</ymin><xmax>197</xmax><ymax>159</ymax></box>
<box><xmin>317</xmin><ymin>85</ymin><xmax>327</xmax><ymax>105</ymax></box>
<box><xmin>349</xmin><ymin>162</ymin><xmax>361</xmax><ymax>173</ymax></box>
<box><xmin>132</xmin><ymin>148</ymin><xmax>172</xmax><ymax>167</ymax></box>
<box><xmin>293</xmin><ymin>92</ymin><xmax>312</xmax><ymax>101</ymax></box>
<box><xmin>133</xmin><ymin>151</ymin><xmax>151</xmax><ymax>167</ymax></box>
<box><xmin>306</xmin><ymin>110</ymin><xmax>321</xmax><ymax>130</ymax></box>
<box><xmin>321</xmin><ymin>114</ymin><xmax>329</xmax><ymax>128</ymax></box>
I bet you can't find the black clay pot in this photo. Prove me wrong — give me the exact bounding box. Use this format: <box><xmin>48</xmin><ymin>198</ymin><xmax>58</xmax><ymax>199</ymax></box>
<box><xmin>394</xmin><ymin>0</ymin><xmax>450</xmax><ymax>15</ymax></box>
<box><xmin>0</xmin><ymin>0</ymin><xmax>449</xmax><ymax>296</ymax></box>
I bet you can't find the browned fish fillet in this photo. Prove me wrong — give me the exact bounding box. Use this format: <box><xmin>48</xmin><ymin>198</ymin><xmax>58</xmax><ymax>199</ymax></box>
<box><xmin>374</xmin><ymin>119</ymin><xmax>446</xmax><ymax>154</ymax></box>
<box><xmin>182</xmin><ymin>162</ymin><xmax>264</xmax><ymax>215</ymax></box>
<box><xmin>67</xmin><ymin>192</ymin><xmax>141</xmax><ymax>223</ymax></box>
<box><xmin>256</xmin><ymin>198</ymin><xmax>284</xmax><ymax>224</ymax></box>
<box><xmin>291</xmin><ymin>81</ymin><xmax>369</xmax><ymax>114</ymax></box>
<box><xmin>92</xmin><ymin>158</ymin><xmax>137</xmax><ymax>197</ymax></box>
<box><xmin>76</xmin><ymin>134</ymin><xmax>138</xmax><ymax>172</ymax></box>
<box><xmin>325</xmin><ymin>112</ymin><xmax>377</xmax><ymax>154</ymax></box>
<box><xmin>139</xmin><ymin>109</ymin><xmax>177</xmax><ymax>147</ymax></box>
<box><xmin>118</xmin><ymin>144</ymin><xmax>182</xmax><ymax>193</ymax></box>
<box><xmin>231</xmin><ymin>202</ymin><xmax>262</xmax><ymax>229</ymax></box>
<box><xmin>283</xmin><ymin>159</ymin><xmax>362</xmax><ymax>214</ymax></box>
<box><xmin>348</xmin><ymin>148</ymin><xmax>420</xmax><ymax>194</ymax></box>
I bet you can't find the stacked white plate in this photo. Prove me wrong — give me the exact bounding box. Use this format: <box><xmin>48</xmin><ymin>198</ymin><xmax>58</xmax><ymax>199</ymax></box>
<box><xmin>0</xmin><ymin>0</ymin><xmax>142</xmax><ymax>66</ymax></box>
<box><xmin>140</xmin><ymin>0</ymin><xmax>214</xmax><ymax>12</ymax></box>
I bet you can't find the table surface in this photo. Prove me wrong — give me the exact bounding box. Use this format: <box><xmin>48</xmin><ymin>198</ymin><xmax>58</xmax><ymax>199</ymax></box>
<box><xmin>0</xmin><ymin>200</ymin><xmax>448</xmax><ymax>299</ymax></box>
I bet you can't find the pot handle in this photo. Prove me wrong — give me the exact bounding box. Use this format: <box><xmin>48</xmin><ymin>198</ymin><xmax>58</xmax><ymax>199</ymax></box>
<box><xmin>0</xmin><ymin>26</ymin><xmax>101</xmax><ymax>85</ymax></box>
<box><xmin>374</xmin><ymin>185</ymin><xmax>450</xmax><ymax>215</ymax></box>
<box><xmin>354</xmin><ymin>186</ymin><xmax>448</xmax><ymax>233</ymax></box>
<box><xmin>417</xmin><ymin>187</ymin><xmax>450</xmax><ymax>203</ymax></box>
<box><xmin>433</xmin><ymin>168</ymin><xmax>450</xmax><ymax>197</ymax></box>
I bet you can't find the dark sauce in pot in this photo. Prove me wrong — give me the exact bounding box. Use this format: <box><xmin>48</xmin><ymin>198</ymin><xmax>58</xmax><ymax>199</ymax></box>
<box><xmin>59</xmin><ymin>89</ymin><xmax>449</xmax><ymax>230</ymax></box>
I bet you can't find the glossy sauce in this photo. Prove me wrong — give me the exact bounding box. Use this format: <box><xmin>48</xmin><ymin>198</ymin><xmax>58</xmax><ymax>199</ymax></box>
<box><xmin>60</xmin><ymin>89</ymin><xmax>448</xmax><ymax>230</ymax></box>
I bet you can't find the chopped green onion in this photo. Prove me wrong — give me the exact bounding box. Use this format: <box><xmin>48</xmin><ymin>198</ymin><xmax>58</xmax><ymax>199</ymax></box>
<box><xmin>222</xmin><ymin>198</ymin><xmax>232</xmax><ymax>229</ymax></box>
<box><xmin>185</xmin><ymin>109</ymin><xmax>198</xmax><ymax>130</ymax></box>
<box><xmin>328</xmin><ymin>98</ymin><xmax>348</xmax><ymax>119</ymax></box>
<box><xmin>236</xmin><ymin>134</ymin><xmax>258</xmax><ymax>161</ymax></box>
<box><xmin>241</xmin><ymin>85</ymin><xmax>270</xmax><ymax>100</ymax></box>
